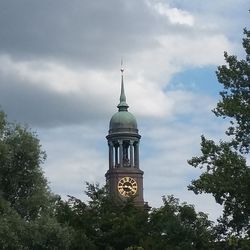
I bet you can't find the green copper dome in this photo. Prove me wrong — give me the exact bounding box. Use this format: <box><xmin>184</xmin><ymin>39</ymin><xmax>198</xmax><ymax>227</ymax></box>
<box><xmin>109</xmin><ymin>111</ymin><xmax>137</xmax><ymax>130</ymax></box>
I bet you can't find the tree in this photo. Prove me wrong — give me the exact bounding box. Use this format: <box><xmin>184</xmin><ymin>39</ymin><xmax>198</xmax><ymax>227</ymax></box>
<box><xmin>143</xmin><ymin>195</ymin><xmax>215</xmax><ymax>250</ymax></box>
<box><xmin>0</xmin><ymin>110</ymin><xmax>52</xmax><ymax>220</ymax></box>
<box><xmin>214</xmin><ymin>28</ymin><xmax>250</xmax><ymax>154</ymax></box>
<box><xmin>56</xmin><ymin>183</ymin><xmax>149</xmax><ymax>250</ymax></box>
<box><xmin>188</xmin><ymin>27</ymin><xmax>250</xmax><ymax>246</ymax></box>
<box><xmin>0</xmin><ymin>198</ymin><xmax>25</xmax><ymax>250</ymax></box>
<box><xmin>56</xmin><ymin>183</ymin><xmax>218</xmax><ymax>250</ymax></box>
<box><xmin>188</xmin><ymin>138</ymin><xmax>250</xmax><ymax>238</ymax></box>
<box><xmin>0</xmin><ymin>110</ymin><xmax>72</xmax><ymax>249</ymax></box>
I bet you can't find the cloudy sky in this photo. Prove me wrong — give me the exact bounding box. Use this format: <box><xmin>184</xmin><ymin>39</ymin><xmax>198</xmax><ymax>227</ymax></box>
<box><xmin>0</xmin><ymin>0</ymin><xmax>249</xmax><ymax>220</ymax></box>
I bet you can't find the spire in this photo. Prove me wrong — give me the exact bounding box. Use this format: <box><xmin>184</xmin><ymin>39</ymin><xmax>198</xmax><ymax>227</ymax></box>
<box><xmin>117</xmin><ymin>61</ymin><xmax>129</xmax><ymax>111</ymax></box>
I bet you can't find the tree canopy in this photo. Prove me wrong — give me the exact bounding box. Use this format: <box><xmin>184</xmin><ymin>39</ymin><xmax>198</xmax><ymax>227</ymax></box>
<box><xmin>56</xmin><ymin>184</ymin><xmax>216</xmax><ymax>250</ymax></box>
<box><xmin>188</xmin><ymin>28</ymin><xmax>250</xmax><ymax>248</ymax></box>
<box><xmin>0</xmin><ymin>111</ymin><xmax>72</xmax><ymax>250</ymax></box>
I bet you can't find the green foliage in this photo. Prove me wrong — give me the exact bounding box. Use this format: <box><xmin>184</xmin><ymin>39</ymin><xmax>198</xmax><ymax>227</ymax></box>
<box><xmin>144</xmin><ymin>195</ymin><xmax>215</xmax><ymax>250</ymax></box>
<box><xmin>188</xmin><ymin>26</ymin><xmax>250</xmax><ymax>246</ymax></box>
<box><xmin>0</xmin><ymin>198</ymin><xmax>25</xmax><ymax>250</ymax></box>
<box><xmin>56</xmin><ymin>184</ymin><xmax>216</xmax><ymax>250</ymax></box>
<box><xmin>56</xmin><ymin>183</ymin><xmax>149</xmax><ymax>250</ymax></box>
<box><xmin>214</xmin><ymin>28</ymin><xmax>250</xmax><ymax>153</ymax></box>
<box><xmin>0</xmin><ymin>110</ymin><xmax>73</xmax><ymax>250</ymax></box>
<box><xmin>22</xmin><ymin>215</ymin><xmax>72</xmax><ymax>250</ymax></box>
<box><xmin>0</xmin><ymin>111</ymin><xmax>50</xmax><ymax>220</ymax></box>
<box><xmin>188</xmin><ymin>137</ymin><xmax>250</xmax><ymax>235</ymax></box>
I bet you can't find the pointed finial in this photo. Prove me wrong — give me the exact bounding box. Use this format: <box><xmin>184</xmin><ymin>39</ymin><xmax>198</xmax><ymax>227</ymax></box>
<box><xmin>121</xmin><ymin>58</ymin><xmax>124</xmax><ymax>75</ymax></box>
<box><xmin>118</xmin><ymin>59</ymin><xmax>129</xmax><ymax>111</ymax></box>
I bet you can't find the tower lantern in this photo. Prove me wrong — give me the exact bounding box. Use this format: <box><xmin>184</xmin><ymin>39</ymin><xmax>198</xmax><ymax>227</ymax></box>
<box><xmin>105</xmin><ymin>68</ymin><xmax>145</xmax><ymax>206</ymax></box>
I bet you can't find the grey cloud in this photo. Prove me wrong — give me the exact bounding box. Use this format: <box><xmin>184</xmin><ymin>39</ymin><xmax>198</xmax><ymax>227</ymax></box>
<box><xmin>0</xmin><ymin>72</ymin><xmax>111</xmax><ymax>127</ymax></box>
<box><xmin>0</xmin><ymin>0</ymin><xmax>162</xmax><ymax>68</ymax></box>
<box><xmin>0</xmin><ymin>0</ymin><xmax>247</xmax><ymax>69</ymax></box>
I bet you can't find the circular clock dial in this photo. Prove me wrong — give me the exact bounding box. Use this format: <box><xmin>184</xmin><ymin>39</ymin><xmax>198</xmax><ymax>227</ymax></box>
<box><xmin>117</xmin><ymin>177</ymin><xmax>137</xmax><ymax>197</ymax></box>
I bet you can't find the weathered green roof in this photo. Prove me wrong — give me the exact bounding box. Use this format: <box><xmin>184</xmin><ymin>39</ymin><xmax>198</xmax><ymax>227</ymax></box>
<box><xmin>109</xmin><ymin>68</ymin><xmax>138</xmax><ymax>132</ymax></box>
<box><xmin>109</xmin><ymin>111</ymin><xmax>137</xmax><ymax>130</ymax></box>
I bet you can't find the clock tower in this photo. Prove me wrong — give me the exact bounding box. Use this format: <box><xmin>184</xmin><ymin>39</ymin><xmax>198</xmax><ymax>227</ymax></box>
<box><xmin>105</xmin><ymin>68</ymin><xmax>145</xmax><ymax>207</ymax></box>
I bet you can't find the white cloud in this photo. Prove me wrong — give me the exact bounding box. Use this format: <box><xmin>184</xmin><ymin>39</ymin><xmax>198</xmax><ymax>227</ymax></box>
<box><xmin>157</xmin><ymin>34</ymin><xmax>232</xmax><ymax>67</ymax></box>
<box><xmin>0</xmin><ymin>55</ymin><xmax>114</xmax><ymax>95</ymax></box>
<box><xmin>40</xmin><ymin>125</ymin><xmax>107</xmax><ymax>199</ymax></box>
<box><xmin>0</xmin><ymin>45</ymin><xmax>225</xmax><ymax>125</ymax></box>
<box><xmin>148</xmin><ymin>1</ymin><xmax>195</xmax><ymax>26</ymax></box>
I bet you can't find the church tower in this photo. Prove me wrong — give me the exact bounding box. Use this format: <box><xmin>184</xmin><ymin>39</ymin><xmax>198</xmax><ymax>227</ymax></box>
<box><xmin>105</xmin><ymin>68</ymin><xmax>144</xmax><ymax>206</ymax></box>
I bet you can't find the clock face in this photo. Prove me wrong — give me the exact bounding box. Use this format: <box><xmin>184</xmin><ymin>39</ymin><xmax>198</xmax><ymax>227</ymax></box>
<box><xmin>117</xmin><ymin>176</ymin><xmax>137</xmax><ymax>197</ymax></box>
